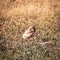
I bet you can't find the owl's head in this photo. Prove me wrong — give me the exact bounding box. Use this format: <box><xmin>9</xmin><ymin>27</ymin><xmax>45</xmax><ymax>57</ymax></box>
<box><xmin>28</xmin><ymin>26</ymin><xmax>36</xmax><ymax>32</ymax></box>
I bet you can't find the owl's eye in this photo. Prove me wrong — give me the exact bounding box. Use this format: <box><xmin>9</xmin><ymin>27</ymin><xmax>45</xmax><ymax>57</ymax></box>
<box><xmin>32</xmin><ymin>29</ymin><xmax>34</xmax><ymax>31</ymax></box>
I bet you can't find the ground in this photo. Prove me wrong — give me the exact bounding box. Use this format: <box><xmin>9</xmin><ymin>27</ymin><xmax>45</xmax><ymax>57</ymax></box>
<box><xmin>0</xmin><ymin>0</ymin><xmax>60</xmax><ymax>60</ymax></box>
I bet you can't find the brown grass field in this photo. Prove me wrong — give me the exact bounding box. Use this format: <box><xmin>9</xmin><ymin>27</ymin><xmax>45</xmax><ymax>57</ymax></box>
<box><xmin>0</xmin><ymin>0</ymin><xmax>60</xmax><ymax>60</ymax></box>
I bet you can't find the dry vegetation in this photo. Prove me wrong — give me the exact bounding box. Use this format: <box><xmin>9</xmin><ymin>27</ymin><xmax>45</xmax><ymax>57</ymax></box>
<box><xmin>0</xmin><ymin>0</ymin><xmax>60</xmax><ymax>60</ymax></box>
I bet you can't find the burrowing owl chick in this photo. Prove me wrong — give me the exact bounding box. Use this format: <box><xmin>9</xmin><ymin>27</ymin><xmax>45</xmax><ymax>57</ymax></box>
<box><xmin>23</xmin><ymin>26</ymin><xmax>36</xmax><ymax>39</ymax></box>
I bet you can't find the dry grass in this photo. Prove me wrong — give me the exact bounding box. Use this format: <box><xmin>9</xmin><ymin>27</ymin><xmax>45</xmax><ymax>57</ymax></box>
<box><xmin>0</xmin><ymin>0</ymin><xmax>60</xmax><ymax>60</ymax></box>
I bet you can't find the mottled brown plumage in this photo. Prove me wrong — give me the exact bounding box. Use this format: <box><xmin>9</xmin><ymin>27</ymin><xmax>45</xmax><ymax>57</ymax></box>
<box><xmin>23</xmin><ymin>26</ymin><xmax>36</xmax><ymax>39</ymax></box>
